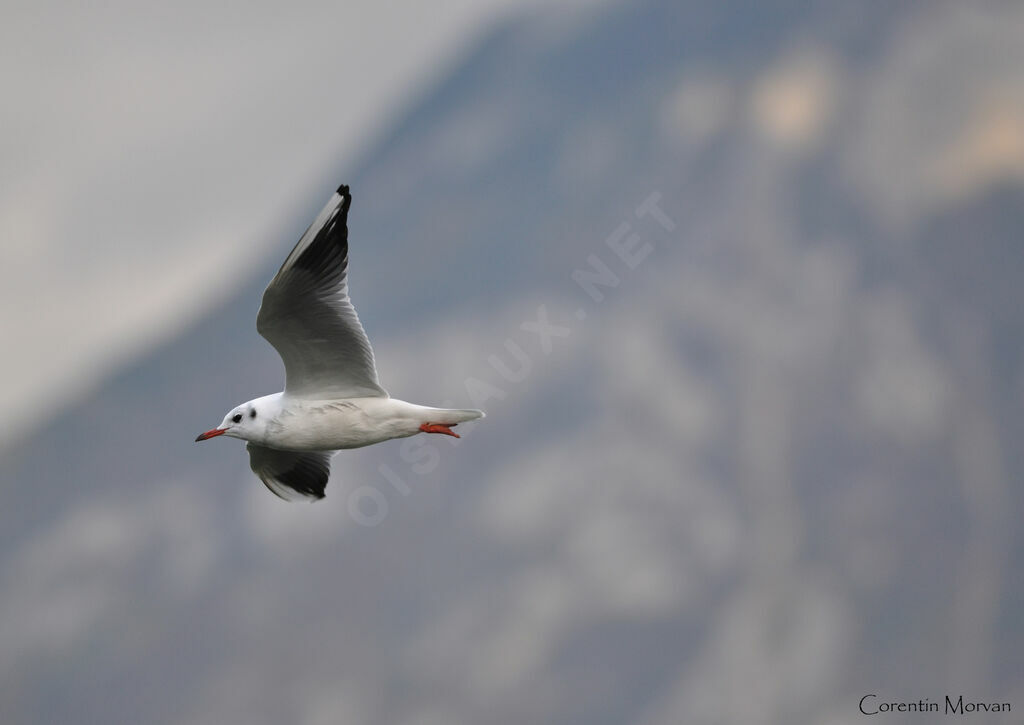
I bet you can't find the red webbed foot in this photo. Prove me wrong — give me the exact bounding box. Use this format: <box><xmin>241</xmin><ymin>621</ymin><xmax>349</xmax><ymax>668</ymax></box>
<box><xmin>419</xmin><ymin>422</ymin><xmax>460</xmax><ymax>438</ymax></box>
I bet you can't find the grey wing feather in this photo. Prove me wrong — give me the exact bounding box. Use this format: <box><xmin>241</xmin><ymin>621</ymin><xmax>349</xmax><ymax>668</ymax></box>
<box><xmin>257</xmin><ymin>185</ymin><xmax>387</xmax><ymax>399</ymax></box>
<box><xmin>247</xmin><ymin>443</ymin><xmax>335</xmax><ymax>501</ymax></box>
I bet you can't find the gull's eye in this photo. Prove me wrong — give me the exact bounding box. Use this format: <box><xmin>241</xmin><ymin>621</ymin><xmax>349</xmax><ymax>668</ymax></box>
<box><xmin>232</xmin><ymin>413</ymin><xmax>242</xmax><ymax>423</ymax></box>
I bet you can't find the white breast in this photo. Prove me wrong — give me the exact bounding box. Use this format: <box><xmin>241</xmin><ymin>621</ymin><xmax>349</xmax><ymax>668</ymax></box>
<box><xmin>264</xmin><ymin>397</ymin><xmax>425</xmax><ymax>451</ymax></box>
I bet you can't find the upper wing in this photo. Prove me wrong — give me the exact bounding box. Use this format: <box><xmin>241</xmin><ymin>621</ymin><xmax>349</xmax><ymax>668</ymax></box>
<box><xmin>257</xmin><ymin>185</ymin><xmax>388</xmax><ymax>399</ymax></box>
<box><xmin>247</xmin><ymin>443</ymin><xmax>335</xmax><ymax>501</ymax></box>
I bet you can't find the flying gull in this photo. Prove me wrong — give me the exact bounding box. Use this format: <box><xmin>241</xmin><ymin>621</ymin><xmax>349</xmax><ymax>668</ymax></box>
<box><xmin>195</xmin><ymin>184</ymin><xmax>484</xmax><ymax>500</ymax></box>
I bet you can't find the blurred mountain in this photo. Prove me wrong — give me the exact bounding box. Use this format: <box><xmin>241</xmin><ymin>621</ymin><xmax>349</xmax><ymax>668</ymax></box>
<box><xmin>2</xmin><ymin>0</ymin><xmax>1023</xmax><ymax>723</ymax></box>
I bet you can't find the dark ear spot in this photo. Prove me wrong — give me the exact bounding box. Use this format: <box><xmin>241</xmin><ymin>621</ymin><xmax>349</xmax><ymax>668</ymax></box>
<box><xmin>250</xmin><ymin>409</ymin><xmax>257</xmax><ymax>419</ymax></box>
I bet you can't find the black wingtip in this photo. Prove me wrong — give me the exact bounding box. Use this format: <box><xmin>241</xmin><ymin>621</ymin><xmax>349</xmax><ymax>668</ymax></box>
<box><xmin>336</xmin><ymin>184</ymin><xmax>351</xmax><ymax>213</ymax></box>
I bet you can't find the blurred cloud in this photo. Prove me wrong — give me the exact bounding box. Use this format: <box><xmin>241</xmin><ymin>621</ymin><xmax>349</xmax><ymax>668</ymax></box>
<box><xmin>933</xmin><ymin>97</ymin><xmax>1024</xmax><ymax>199</ymax></box>
<box><xmin>0</xmin><ymin>0</ymin><xmax>592</xmax><ymax>444</ymax></box>
<box><xmin>637</xmin><ymin>579</ymin><xmax>849</xmax><ymax>725</ymax></box>
<box><xmin>660</xmin><ymin>70</ymin><xmax>735</xmax><ymax>149</ymax></box>
<box><xmin>855</xmin><ymin>291</ymin><xmax>951</xmax><ymax>442</ymax></box>
<box><xmin>843</xmin><ymin>1</ymin><xmax>1024</xmax><ymax>226</ymax></box>
<box><xmin>0</xmin><ymin>483</ymin><xmax>220</xmax><ymax>670</ymax></box>
<box><xmin>750</xmin><ymin>47</ymin><xmax>838</xmax><ymax>152</ymax></box>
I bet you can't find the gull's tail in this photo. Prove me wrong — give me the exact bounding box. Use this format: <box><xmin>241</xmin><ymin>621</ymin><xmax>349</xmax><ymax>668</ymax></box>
<box><xmin>435</xmin><ymin>408</ymin><xmax>485</xmax><ymax>424</ymax></box>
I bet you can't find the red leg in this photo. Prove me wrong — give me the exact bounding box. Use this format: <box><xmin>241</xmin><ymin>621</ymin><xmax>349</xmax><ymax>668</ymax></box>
<box><xmin>419</xmin><ymin>422</ymin><xmax>460</xmax><ymax>438</ymax></box>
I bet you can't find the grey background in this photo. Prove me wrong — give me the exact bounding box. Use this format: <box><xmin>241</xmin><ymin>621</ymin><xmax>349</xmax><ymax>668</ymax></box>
<box><xmin>1</xmin><ymin>1</ymin><xmax>1022</xmax><ymax>723</ymax></box>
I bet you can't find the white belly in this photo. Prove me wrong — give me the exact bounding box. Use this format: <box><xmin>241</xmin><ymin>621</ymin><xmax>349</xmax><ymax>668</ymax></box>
<box><xmin>264</xmin><ymin>397</ymin><xmax>426</xmax><ymax>451</ymax></box>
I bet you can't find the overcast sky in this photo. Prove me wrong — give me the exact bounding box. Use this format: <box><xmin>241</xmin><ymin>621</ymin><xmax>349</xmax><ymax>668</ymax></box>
<box><xmin>0</xmin><ymin>0</ymin><xmax>598</xmax><ymax>443</ymax></box>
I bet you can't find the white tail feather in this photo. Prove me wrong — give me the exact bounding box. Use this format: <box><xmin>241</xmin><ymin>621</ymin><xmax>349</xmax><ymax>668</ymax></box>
<box><xmin>435</xmin><ymin>408</ymin><xmax>485</xmax><ymax>423</ymax></box>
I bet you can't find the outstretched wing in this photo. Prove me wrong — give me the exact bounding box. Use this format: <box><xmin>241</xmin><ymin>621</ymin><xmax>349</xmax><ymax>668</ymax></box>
<box><xmin>246</xmin><ymin>443</ymin><xmax>335</xmax><ymax>501</ymax></box>
<box><xmin>257</xmin><ymin>185</ymin><xmax>388</xmax><ymax>400</ymax></box>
